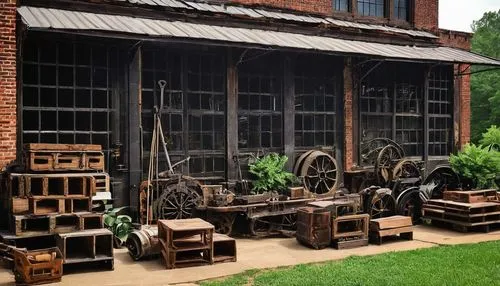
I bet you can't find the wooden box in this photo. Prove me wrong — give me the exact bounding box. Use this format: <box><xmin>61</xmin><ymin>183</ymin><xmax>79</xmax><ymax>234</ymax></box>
<box><xmin>12</xmin><ymin>247</ymin><xmax>63</xmax><ymax>285</ymax></box>
<box><xmin>296</xmin><ymin>207</ymin><xmax>331</xmax><ymax>249</ymax></box>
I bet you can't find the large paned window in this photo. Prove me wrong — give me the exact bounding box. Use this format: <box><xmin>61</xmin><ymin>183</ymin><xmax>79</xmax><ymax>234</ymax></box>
<box><xmin>294</xmin><ymin>56</ymin><xmax>338</xmax><ymax>151</ymax></box>
<box><xmin>360</xmin><ymin>64</ymin><xmax>424</xmax><ymax>159</ymax></box>
<box><xmin>358</xmin><ymin>0</ymin><xmax>385</xmax><ymax>17</ymax></box>
<box><xmin>394</xmin><ymin>0</ymin><xmax>409</xmax><ymax>21</ymax></box>
<box><xmin>238</xmin><ymin>54</ymin><xmax>283</xmax><ymax>151</ymax></box>
<box><xmin>334</xmin><ymin>0</ymin><xmax>350</xmax><ymax>12</ymax></box>
<box><xmin>141</xmin><ymin>48</ymin><xmax>225</xmax><ymax>178</ymax></box>
<box><xmin>22</xmin><ymin>36</ymin><xmax>117</xmax><ymax>168</ymax></box>
<box><xmin>428</xmin><ymin>66</ymin><xmax>453</xmax><ymax>156</ymax></box>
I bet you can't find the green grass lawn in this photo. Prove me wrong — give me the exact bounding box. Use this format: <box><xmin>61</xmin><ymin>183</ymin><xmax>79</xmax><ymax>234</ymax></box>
<box><xmin>201</xmin><ymin>240</ymin><xmax>500</xmax><ymax>286</ymax></box>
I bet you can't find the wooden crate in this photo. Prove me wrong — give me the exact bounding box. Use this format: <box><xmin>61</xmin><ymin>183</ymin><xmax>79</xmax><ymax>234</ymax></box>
<box><xmin>11</xmin><ymin>197</ymin><xmax>29</xmax><ymax>214</ymax></box>
<box><xmin>56</xmin><ymin>229</ymin><xmax>114</xmax><ymax>269</ymax></box>
<box><xmin>29</xmin><ymin>197</ymin><xmax>65</xmax><ymax>215</ymax></box>
<box><xmin>53</xmin><ymin>214</ymin><xmax>81</xmax><ymax>233</ymax></box>
<box><xmin>18</xmin><ymin>174</ymin><xmax>96</xmax><ymax>198</ymax></box>
<box><xmin>157</xmin><ymin>218</ymin><xmax>214</xmax><ymax>269</ymax></box>
<box><xmin>77</xmin><ymin>213</ymin><xmax>104</xmax><ymax>230</ymax></box>
<box><xmin>213</xmin><ymin>233</ymin><xmax>237</xmax><ymax>263</ymax></box>
<box><xmin>443</xmin><ymin>189</ymin><xmax>498</xmax><ymax>203</ymax></box>
<box><xmin>308</xmin><ymin>198</ymin><xmax>360</xmax><ymax>219</ymax></box>
<box><xmin>10</xmin><ymin>215</ymin><xmax>53</xmax><ymax>237</ymax></box>
<box><xmin>11</xmin><ymin>247</ymin><xmax>63</xmax><ymax>285</ymax></box>
<box><xmin>370</xmin><ymin>215</ymin><xmax>413</xmax><ymax>231</ymax></box>
<box><xmin>24</xmin><ymin>143</ymin><xmax>102</xmax><ymax>152</ymax></box>
<box><xmin>296</xmin><ymin>207</ymin><xmax>331</xmax><ymax>249</ymax></box>
<box><xmin>24</xmin><ymin>151</ymin><xmax>105</xmax><ymax>172</ymax></box>
<box><xmin>65</xmin><ymin>198</ymin><xmax>92</xmax><ymax>213</ymax></box>
<box><xmin>332</xmin><ymin>214</ymin><xmax>369</xmax><ymax>240</ymax></box>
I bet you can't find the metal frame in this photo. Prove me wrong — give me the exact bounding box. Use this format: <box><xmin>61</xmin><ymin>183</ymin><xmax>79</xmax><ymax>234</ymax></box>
<box><xmin>357</xmin><ymin>0</ymin><xmax>386</xmax><ymax>17</ymax></box>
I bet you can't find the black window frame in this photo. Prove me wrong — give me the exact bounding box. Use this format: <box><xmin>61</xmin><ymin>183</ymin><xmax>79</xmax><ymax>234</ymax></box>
<box><xmin>357</xmin><ymin>0</ymin><xmax>386</xmax><ymax>17</ymax></box>
<box><xmin>394</xmin><ymin>0</ymin><xmax>410</xmax><ymax>21</ymax></box>
<box><xmin>334</xmin><ymin>0</ymin><xmax>350</xmax><ymax>12</ymax></box>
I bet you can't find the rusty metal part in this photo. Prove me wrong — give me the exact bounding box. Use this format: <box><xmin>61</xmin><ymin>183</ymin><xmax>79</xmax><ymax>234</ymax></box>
<box><xmin>126</xmin><ymin>225</ymin><xmax>160</xmax><ymax>261</ymax></box>
<box><xmin>375</xmin><ymin>145</ymin><xmax>403</xmax><ymax>185</ymax></box>
<box><xmin>208</xmin><ymin>213</ymin><xmax>235</xmax><ymax>235</ymax></box>
<box><xmin>293</xmin><ymin>150</ymin><xmax>315</xmax><ymax>175</ymax></box>
<box><xmin>422</xmin><ymin>166</ymin><xmax>461</xmax><ymax>199</ymax></box>
<box><xmin>300</xmin><ymin>151</ymin><xmax>339</xmax><ymax>195</ymax></box>
<box><xmin>364</xmin><ymin>188</ymin><xmax>396</xmax><ymax>219</ymax></box>
<box><xmin>248</xmin><ymin>213</ymin><xmax>297</xmax><ymax>237</ymax></box>
<box><xmin>392</xmin><ymin>159</ymin><xmax>421</xmax><ymax>181</ymax></box>
<box><xmin>395</xmin><ymin>186</ymin><xmax>422</xmax><ymax>224</ymax></box>
<box><xmin>152</xmin><ymin>176</ymin><xmax>202</xmax><ymax>221</ymax></box>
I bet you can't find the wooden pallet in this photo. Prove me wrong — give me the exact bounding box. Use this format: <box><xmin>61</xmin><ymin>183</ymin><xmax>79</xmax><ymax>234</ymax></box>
<box><xmin>423</xmin><ymin>199</ymin><xmax>500</xmax><ymax>215</ymax></box>
<box><xmin>369</xmin><ymin>216</ymin><xmax>413</xmax><ymax>245</ymax></box>
<box><xmin>8</xmin><ymin>173</ymin><xmax>98</xmax><ymax>198</ymax></box>
<box><xmin>422</xmin><ymin>207</ymin><xmax>500</xmax><ymax>223</ymax></box>
<box><xmin>443</xmin><ymin>189</ymin><xmax>498</xmax><ymax>203</ymax></box>
<box><xmin>56</xmin><ymin>229</ymin><xmax>114</xmax><ymax>269</ymax></box>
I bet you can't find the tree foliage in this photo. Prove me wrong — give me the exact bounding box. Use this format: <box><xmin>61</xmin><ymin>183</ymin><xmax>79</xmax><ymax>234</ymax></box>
<box><xmin>471</xmin><ymin>10</ymin><xmax>500</xmax><ymax>142</ymax></box>
<box><xmin>479</xmin><ymin>125</ymin><xmax>500</xmax><ymax>147</ymax></box>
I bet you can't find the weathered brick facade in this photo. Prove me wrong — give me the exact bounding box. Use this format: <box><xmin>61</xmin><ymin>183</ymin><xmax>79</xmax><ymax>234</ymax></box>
<box><xmin>414</xmin><ymin>0</ymin><xmax>439</xmax><ymax>31</ymax></box>
<box><xmin>0</xmin><ymin>0</ymin><xmax>17</xmax><ymax>168</ymax></box>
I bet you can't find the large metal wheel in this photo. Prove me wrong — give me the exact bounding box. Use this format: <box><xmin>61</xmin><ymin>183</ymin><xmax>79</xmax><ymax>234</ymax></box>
<box><xmin>364</xmin><ymin>189</ymin><xmax>396</xmax><ymax>219</ymax></box>
<box><xmin>293</xmin><ymin>150</ymin><xmax>315</xmax><ymax>175</ymax></box>
<box><xmin>375</xmin><ymin>145</ymin><xmax>403</xmax><ymax>185</ymax></box>
<box><xmin>422</xmin><ymin>166</ymin><xmax>460</xmax><ymax>199</ymax></box>
<box><xmin>300</xmin><ymin>151</ymin><xmax>339</xmax><ymax>195</ymax></box>
<box><xmin>361</xmin><ymin>138</ymin><xmax>405</xmax><ymax>165</ymax></box>
<box><xmin>396</xmin><ymin>186</ymin><xmax>422</xmax><ymax>223</ymax></box>
<box><xmin>154</xmin><ymin>177</ymin><xmax>202</xmax><ymax>220</ymax></box>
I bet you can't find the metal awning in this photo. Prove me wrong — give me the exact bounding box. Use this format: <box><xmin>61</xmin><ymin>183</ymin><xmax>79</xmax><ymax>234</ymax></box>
<box><xmin>17</xmin><ymin>6</ymin><xmax>500</xmax><ymax>66</ymax></box>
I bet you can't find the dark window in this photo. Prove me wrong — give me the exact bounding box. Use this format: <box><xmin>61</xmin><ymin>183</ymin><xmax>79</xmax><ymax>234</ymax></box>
<box><xmin>294</xmin><ymin>56</ymin><xmax>338</xmax><ymax>150</ymax></box>
<box><xmin>334</xmin><ymin>0</ymin><xmax>349</xmax><ymax>12</ymax></box>
<box><xmin>360</xmin><ymin>63</ymin><xmax>424</xmax><ymax>159</ymax></box>
<box><xmin>358</xmin><ymin>0</ymin><xmax>385</xmax><ymax>17</ymax></box>
<box><xmin>394</xmin><ymin>0</ymin><xmax>409</xmax><ymax>21</ymax></box>
<box><xmin>428</xmin><ymin>66</ymin><xmax>453</xmax><ymax>156</ymax></box>
<box><xmin>141</xmin><ymin>48</ymin><xmax>226</xmax><ymax>177</ymax></box>
<box><xmin>21</xmin><ymin>37</ymin><xmax>117</xmax><ymax>169</ymax></box>
<box><xmin>238</xmin><ymin>53</ymin><xmax>283</xmax><ymax>152</ymax></box>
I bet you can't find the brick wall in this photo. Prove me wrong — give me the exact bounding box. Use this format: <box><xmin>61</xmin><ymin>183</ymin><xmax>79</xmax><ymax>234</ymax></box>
<box><xmin>343</xmin><ymin>58</ymin><xmax>353</xmax><ymax>171</ymax></box>
<box><xmin>0</xmin><ymin>0</ymin><xmax>17</xmax><ymax>168</ymax></box>
<box><xmin>439</xmin><ymin>29</ymin><xmax>472</xmax><ymax>50</ymax></box>
<box><xmin>229</xmin><ymin>0</ymin><xmax>333</xmax><ymax>15</ymax></box>
<box><xmin>413</xmin><ymin>0</ymin><xmax>438</xmax><ymax>31</ymax></box>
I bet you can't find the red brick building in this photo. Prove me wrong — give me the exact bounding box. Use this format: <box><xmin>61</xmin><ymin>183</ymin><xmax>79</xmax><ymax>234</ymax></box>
<box><xmin>1</xmin><ymin>0</ymin><xmax>499</xmax><ymax>210</ymax></box>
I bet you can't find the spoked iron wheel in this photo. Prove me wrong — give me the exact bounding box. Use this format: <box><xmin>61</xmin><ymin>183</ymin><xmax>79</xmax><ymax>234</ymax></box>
<box><xmin>423</xmin><ymin>166</ymin><xmax>461</xmax><ymax>199</ymax></box>
<box><xmin>365</xmin><ymin>191</ymin><xmax>396</xmax><ymax>219</ymax></box>
<box><xmin>360</xmin><ymin>138</ymin><xmax>405</xmax><ymax>165</ymax></box>
<box><xmin>155</xmin><ymin>178</ymin><xmax>202</xmax><ymax>220</ymax></box>
<box><xmin>375</xmin><ymin>145</ymin><xmax>403</xmax><ymax>185</ymax></box>
<box><xmin>300</xmin><ymin>151</ymin><xmax>339</xmax><ymax>195</ymax></box>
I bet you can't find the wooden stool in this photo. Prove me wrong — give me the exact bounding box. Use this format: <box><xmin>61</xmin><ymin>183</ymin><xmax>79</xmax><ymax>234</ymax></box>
<box><xmin>369</xmin><ymin>215</ymin><xmax>413</xmax><ymax>245</ymax></box>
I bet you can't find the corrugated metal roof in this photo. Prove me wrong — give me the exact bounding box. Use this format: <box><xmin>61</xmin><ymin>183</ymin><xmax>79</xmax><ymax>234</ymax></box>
<box><xmin>115</xmin><ymin>0</ymin><xmax>436</xmax><ymax>38</ymax></box>
<box><xmin>17</xmin><ymin>6</ymin><xmax>500</xmax><ymax>66</ymax></box>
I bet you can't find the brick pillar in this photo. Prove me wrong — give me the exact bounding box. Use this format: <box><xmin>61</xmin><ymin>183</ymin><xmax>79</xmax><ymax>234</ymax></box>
<box><xmin>0</xmin><ymin>0</ymin><xmax>17</xmax><ymax>168</ymax></box>
<box><xmin>343</xmin><ymin>58</ymin><xmax>354</xmax><ymax>171</ymax></box>
<box><xmin>458</xmin><ymin>64</ymin><xmax>471</xmax><ymax>147</ymax></box>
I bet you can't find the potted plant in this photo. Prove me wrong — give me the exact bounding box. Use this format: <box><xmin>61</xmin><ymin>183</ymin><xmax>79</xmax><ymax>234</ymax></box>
<box><xmin>249</xmin><ymin>153</ymin><xmax>296</xmax><ymax>200</ymax></box>
<box><xmin>103</xmin><ymin>207</ymin><xmax>134</xmax><ymax>248</ymax></box>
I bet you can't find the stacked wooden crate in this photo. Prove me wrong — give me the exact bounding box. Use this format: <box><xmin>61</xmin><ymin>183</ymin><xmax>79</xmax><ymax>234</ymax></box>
<box><xmin>0</xmin><ymin>143</ymin><xmax>114</xmax><ymax>281</ymax></box>
<box><xmin>157</xmin><ymin>218</ymin><xmax>236</xmax><ymax>269</ymax></box>
<box><xmin>369</xmin><ymin>215</ymin><xmax>413</xmax><ymax>245</ymax></box>
<box><xmin>423</xmin><ymin>189</ymin><xmax>500</xmax><ymax>232</ymax></box>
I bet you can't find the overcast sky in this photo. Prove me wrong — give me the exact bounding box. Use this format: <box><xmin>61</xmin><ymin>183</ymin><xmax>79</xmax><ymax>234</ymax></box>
<box><xmin>439</xmin><ymin>0</ymin><xmax>500</xmax><ymax>32</ymax></box>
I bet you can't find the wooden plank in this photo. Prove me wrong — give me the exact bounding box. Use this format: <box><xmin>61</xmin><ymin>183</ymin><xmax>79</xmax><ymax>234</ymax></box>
<box><xmin>370</xmin><ymin>215</ymin><xmax>413</xmax><ymax>231</ymax></box>
<box><xmin>11</xmin><ymin>198</ymin><xmax>29</xmax><ymax>214</ymax></box>
<box><xmin>377</xmin><ymin>226</ymin><xmax>413</xmax><ymax>237</ymax></box>
<box><xmin>24</xmin><ymin>143</ymin><xmax>102</xmax><ymax>151</ymax></box>
<box><xmin>226</xmin><ymin>48</ymin><xmax>238</xmax><ymax>181</ymax></box>
<box><xmin>333</xmin><ymin>238</ymin><xmax>368</xmax><ymax>249</ymax></box>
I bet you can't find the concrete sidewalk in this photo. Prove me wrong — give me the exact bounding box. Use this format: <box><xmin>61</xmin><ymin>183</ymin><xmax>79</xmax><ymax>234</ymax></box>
<box><xmin>1</xmin><ymin>225</ymin><xmax>499</xmax><ymax>286</ymax></box>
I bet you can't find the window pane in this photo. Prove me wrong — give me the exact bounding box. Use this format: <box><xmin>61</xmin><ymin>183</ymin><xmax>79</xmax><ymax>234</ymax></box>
<box><xmin>358</xmin><ymin>0</ymin><xmax>385</xmax><ymax>17</ymax></box>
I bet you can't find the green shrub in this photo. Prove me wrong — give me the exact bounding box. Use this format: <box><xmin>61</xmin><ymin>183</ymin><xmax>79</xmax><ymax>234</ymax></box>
<box><xmin>479</xmin><ymin>125</ymin><xmax>500</xmax><ymax>148</ymax></box>
<box><xmin>249</xmin><ymin>153</ymin><xmax>296</xmax><ymax>194</ymax></box>
<box><xmin>449</xmin><ymin>143</ymin><xmax>500</xmax><ymax>189</ymax></box>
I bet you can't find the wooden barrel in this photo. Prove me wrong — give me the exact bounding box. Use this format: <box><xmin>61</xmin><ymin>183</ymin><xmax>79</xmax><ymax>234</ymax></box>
<box><xmin>126</xmin><ymin>225</ymin><xmax>160</xmax><ymax>260</ymax></box>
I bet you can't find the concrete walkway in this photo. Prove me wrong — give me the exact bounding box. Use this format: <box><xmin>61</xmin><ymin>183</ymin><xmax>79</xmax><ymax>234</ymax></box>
<box><xmin>1</xmin><ymin>225</ymin><xmax>499</xmax><ymax>286</ymax></box>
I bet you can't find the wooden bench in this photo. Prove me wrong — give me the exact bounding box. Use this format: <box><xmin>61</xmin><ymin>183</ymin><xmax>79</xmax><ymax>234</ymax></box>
<box><xmin>369</xmin><ymin>215</ymin><xmax>413</xmax><ymax>245</ymax></box>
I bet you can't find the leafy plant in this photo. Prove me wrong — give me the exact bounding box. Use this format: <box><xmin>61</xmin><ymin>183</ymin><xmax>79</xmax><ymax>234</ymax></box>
<box><xmin>249</xmin><ymin>153</ymin><xmax>296</xmax><ymax>194</ymax></box>
<box><xmin>103</xmin><ymin>206</ymin><xmax>133</xmax><ymax>247</ymax></box>
<box><xmin>449</xmin><ymin>143</ymin><xmax>500</xmax><ymax>189</ymax></box>
<box><xmin>479</xmin><ymin>125</ymin><xmax>500</xmax><ymax>148</ymax></box>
